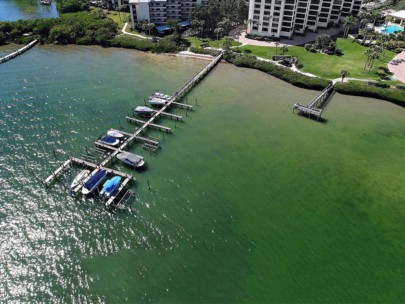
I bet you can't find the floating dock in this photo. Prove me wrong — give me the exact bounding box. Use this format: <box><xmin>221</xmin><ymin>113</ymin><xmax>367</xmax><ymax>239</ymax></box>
<box><xmin>44</xmin><ymin>52</ymin><xmax>223</xmax><ymax>208</ymax></box>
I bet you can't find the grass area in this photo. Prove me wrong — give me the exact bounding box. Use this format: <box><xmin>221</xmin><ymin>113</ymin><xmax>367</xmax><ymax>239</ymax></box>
<box><xmin>89</xmin><ymin>8</ymin><xmax>129</xmax><ymax>30</ymax></box>
<box><xmin>186</xmin><ymin>37</ymin><xmax>242</xmax><ymax>49</ymax></box>
<box><xmin>239</xmin><ymin>38</ymin><xmax>397</xmax><ymax>80</ymax></box>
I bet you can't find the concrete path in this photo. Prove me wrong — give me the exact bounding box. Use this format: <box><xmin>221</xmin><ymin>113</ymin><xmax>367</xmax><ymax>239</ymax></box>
<box><xmin>121</xmin><ymin>22</ymin><xmax>150</xmax><ymax>40</ymax></box>
<box><xmin>388</xmin><ymin>51</ymin><xmax>405</xmax><ymax>84</ymax></box>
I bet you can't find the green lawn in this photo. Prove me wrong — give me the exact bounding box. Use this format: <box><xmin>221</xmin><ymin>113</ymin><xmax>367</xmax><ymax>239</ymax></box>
<box><xmin>90</xmin><ymin>8</ymin><xmax>129</xmax><ymax>30</ymax></box>
<box><xmin>239</xmin><ymin>38</ymin><xmax>397</xmax><ymax>80</ymax></box>
<box><xmin>186</xmin><ymin>37</ymin><xmax>242</xmax><ymax>49</ymax></box>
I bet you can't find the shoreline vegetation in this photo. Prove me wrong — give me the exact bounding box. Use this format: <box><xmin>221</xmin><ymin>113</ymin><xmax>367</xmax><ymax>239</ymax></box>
<box><xmin>1</xmin><ymin>11</ymin><xmax>404</xmax><ymax>106</ymax></box>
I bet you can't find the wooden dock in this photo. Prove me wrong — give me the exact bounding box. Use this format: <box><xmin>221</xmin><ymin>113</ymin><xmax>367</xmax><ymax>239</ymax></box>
<box><xmin>0</xmin><ymin>39</ymin><xmax>38</xmax><ymax>64</ymax></box>
<box><xmin>126</xmin><ymin>116</ymin><xmax>172</xmax><ymax>133</ymax></box>
<box><xmin>293</xmin><ymin>83</ymin><xmax>334</xmax><ymax>120</ymax></box>
<box><xmin>44</xmin><ymin>52</ymin><xmax>224</xmax><ymax>208</ymax></box>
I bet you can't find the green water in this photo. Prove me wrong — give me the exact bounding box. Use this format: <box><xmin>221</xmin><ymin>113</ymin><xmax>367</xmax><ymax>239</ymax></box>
<box><xmin>0</xmin><ymin>0</ymin><xmax>58</xmax><ymax>21</ymax></box>
<box><xmin>0</xmin><ymin>45</ymin><xmax>404</xmax><ymax>303</ymax></box>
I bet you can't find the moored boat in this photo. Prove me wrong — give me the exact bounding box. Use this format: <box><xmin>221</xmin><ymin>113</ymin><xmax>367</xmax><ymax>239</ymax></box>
<box><xmin>147</xmin><ymin>97</ymin><xmax>167</xmax><ymax>106</ymax></box>
<box><xmin>100</xmin><ymin>176</ymin><xmax>121</xmax><ymax>198</ymax></box>
<box><xmin>82</xmin><ymin>170</ymin><xmax>108</xmax><ymax>195</ymax></box>
<box><xmin>116</xmin><ymin>151</ymin><xmax>145</xmax><ymax>169</ymax></box>
<box><xmin>107</xmin><ymin>129</ymin><xmax>124</xmax><ymax>139</ymax></box>
<box><xmin>40</xmin><ymin>0</ymin><xmax>51</xmax><ymax>5</ymax></box>
<box><xmin>134</xmin><ymin>106</ymin><xmax>154</xmax><ymax>117</ymax></box>
<box><xmin>99</xmin><ymin>135</ymin><xmax>120</xmax><ymax>146</ymax></box>
<box><xmin>70</xmin><ymin>169</ymin><xmax>90</xmax><ymax>189</ymax></box>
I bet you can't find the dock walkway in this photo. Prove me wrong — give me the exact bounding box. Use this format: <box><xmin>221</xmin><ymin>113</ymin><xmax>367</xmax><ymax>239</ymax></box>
<box><xmin>0</xmin><ymin>39</ymin><xmax>38</xmax><ymax>64</ymax></box>
<box><xmin>293</xmin><ymin>82</ymin><xmax>334</xmax><ymax>120</ymax></box>
<box><xmin>44</xmin><ymin>52</ymin><xmax>223</xmax><ymax>208</ymax></box>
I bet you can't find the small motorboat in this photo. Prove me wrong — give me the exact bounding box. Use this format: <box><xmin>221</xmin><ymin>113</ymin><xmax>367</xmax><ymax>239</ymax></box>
<box><xmin>82</xmin><ymin>170</ymin><xmax>108</xmax><ymax>195</ymax></box>
<box><xmin>147</xmin><ymin>97</ymin><xmax>167</xmax><ymax>106</ymax></box>
<box><xmin>107</xmin><ymin>129</ymin><xmax>124</xmax><ymax>139</ymax></box>
<box><xmin>70</xmin><ymin>169</ymin><xmax>90</xmax><ymax>189</ymax></box>
<box><xmin>116</xmin><ymin>151</ymin><xmax>145</xmax><ymax>169</ymax></box>
<box><xmin>98</xmin><ymin>135</ymin><xmax>120</xmax><ymax>146</ymax></box>
<box><xmin>100</xmin><ymin>176</ymin><xmax>122</xmax><ymax>198</ymax></box>
<box><xmin>134</xmin><ymin>106</ymin><xmax>154</xmax><ymax>117</ymax></box>
<box><xmin>40</xmin><ymin>0</ymin><xmax>51</xmax><ymax>5</ymax></box>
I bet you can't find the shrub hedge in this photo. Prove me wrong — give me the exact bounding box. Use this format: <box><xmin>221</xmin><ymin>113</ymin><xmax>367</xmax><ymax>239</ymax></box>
<box><xmin>335</xmin><ymin>81</ymin><xmax>405</xmax><ymax>106</ymax></box>
<box><xmin>226</xmin><ymin>53</ymin><xmax>405</xmax><ymax>105</ymax></box>
<box><xmin>227</xmin><ymin>53</ymin><xmax>330</xmax><ymax>90</ymax></box>
<box><xmin>189</xmin><ymin>47</ymin><xmax>221</xmax><ymax>56</ymax></box>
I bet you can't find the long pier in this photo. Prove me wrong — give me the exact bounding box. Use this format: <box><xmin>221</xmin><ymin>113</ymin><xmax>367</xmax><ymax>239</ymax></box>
<box><xmin>44</xmin><ymin>52</ymin><xmax>223</xmax><ymax>208</ymax></box>
<box><xmin>293</xmin><ymin>82</ymin><xmax>334</xmax><ymax>120</ymax></box>
<box><xmin>0</xmin><ymin>39</ymin><xmax>38</xmax><ymax>64</ymax></box>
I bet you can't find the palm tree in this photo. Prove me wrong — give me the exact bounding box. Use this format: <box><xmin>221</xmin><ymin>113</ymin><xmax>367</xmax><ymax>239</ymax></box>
<box><xmin>246</xmin><ymin>19</ymin><xmax>254</xmax><ymax>32</ymax></box>
<box><xmin>275</xmin><ymin>42</ymin><xmax>280</xmax><ymax>54</ymax></box>
<box><xmin>340</xmin><ymin>70</ymin><xmax>349</xmax><ymax>82</ymax></box>
<box><xmin>166</xmin><ymin>19</ymin><xmax>179</xmax><ymax>33</ymax></box>
<box><xmin>214</xmin><ymin>27</ymin><xmax>224</xmax><ymax>41</ymax></box>
<box><xmin>343</xmin><ymin>15</ymin><xmax>357</xmax><ymax>38</ymax></box>
<box><xmin>281</xmin><ymin>45</ymin><xmax>288</xmax><ymax>58</ymax></box>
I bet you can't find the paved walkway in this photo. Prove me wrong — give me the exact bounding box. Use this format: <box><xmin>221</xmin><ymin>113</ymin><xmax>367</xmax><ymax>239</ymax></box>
<box><xmin>121</xmin><ymin>22</ymin><xmax>150</xmax><ymax>40</ymax></box>
<box><xmin>388</xmin><ymin>51</ymin><xmax>405</xmax><ymax>84</ymax></box>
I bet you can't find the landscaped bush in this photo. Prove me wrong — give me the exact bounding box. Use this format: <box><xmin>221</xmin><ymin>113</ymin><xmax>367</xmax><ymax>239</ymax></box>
<box><xmin>304</xmin><ymin>43</ymin><xmax>311</xmax><ymax>51</ymax></box>
<box><xmin>110</xmin><ymin>36</ymin><xmax>156</xmax><ymax>51</ymax></box>
<box><xmin>335</xmin><ymin>81</ymin><xmax>405</xmax><ymax>106</ymax></box>
<box><xmin>189</xmin><ymin>47</ymin><xmax>221</xmax><ymax>56</ymax></box>
<box><xmin>396</xmin><ymin>84</ymin><xmax>405</xmax><ymax>90</ymax></box>
<box><xmin>245</xmin><ymin>33</ymin><xmax>280</xmax><ymax>42</ymax></box>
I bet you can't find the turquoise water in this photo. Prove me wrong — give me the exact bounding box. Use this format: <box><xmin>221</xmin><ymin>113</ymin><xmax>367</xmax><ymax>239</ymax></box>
<box><xmin>384</xmin><ymin>24</ymin><xmax>404</xmax><ymax>34</ymax></box>
<box><xmin>0</xmin><ymin>0</ymin><xmax>58</xmax><ymax>21</ymax></box>
<box><xmin>0</xmin><ymin>45</ymin><xmax>405</xmax><ymax>302</ymax></box>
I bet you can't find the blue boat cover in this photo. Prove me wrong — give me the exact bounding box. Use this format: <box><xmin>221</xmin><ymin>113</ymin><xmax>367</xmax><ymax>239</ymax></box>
<box><xmin>84</xmin><ymin>170</ymin><xmax>107</xmax><ymax>190</ymax></box>
<box><xmin>102</xmin><ymin>176</ymin><xmax>121</xmax><ymax>193</ymax></box>
<box><xmin>100</xmin><ymin>135</ymin><xmax>117</xmax><ymax>144</ymax></box>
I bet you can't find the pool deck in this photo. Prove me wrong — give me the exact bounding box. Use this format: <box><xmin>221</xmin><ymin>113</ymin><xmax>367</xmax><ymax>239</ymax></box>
<box><xmin>388</xmin><ymin>51</ymin><xmax>405</xmax><ymax>84</ymax></box>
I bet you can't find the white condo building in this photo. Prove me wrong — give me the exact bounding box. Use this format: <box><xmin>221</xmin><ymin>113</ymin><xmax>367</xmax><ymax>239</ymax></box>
<box><xmin>128</xmin><ymin>0</ymin><xmax>207</xmax><ymax>27</ymax></box>
<box><xmin>248</xmin><ymin>0</ymin><xmax>363</xmax><ymax>39</ymax></box>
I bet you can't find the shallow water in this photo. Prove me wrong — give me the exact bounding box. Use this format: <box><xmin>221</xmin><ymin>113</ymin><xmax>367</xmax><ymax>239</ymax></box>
<box><xmin>0</xmin><ymin>0</ymin><xmax>58</xmax><ymax>21</ymax></box>
<box><xmin>0</xmin><ymin>45</ymin><xmax>404</xmax><ymax>303</ymax></box>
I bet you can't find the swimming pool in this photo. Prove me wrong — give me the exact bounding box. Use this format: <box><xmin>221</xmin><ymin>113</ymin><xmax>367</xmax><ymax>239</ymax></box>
<box><xmin>384</xmin><ymin>24</ymin><xmax>404</xmax><ymax>34</ymax></box>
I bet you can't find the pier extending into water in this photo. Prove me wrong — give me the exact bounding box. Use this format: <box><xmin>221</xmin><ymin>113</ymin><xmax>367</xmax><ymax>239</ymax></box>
<box><xmin>0</xmin><ymin>39</ymin><xmax>38</xmax><ymax>64</ymax></box>
<box><xmin>44</xmin><ymin>52</ymin><xmax>223</xmax><ymax>209</ymax></box>
<box><xmin>293</xmin><ymin>82</ymin><xmax>335</xmax><ymax>120</ymax></box>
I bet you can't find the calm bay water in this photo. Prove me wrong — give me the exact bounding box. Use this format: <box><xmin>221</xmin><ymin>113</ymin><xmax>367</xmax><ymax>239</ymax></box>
<box><xmin>0</xmin><ymin>0</ymin><xmax>58</xmax><ymax>21</ymax></box>
<box><xmin>0</xmin><ymin>45</ymin><xmax>404</xmax><ymax>303</ymax></box>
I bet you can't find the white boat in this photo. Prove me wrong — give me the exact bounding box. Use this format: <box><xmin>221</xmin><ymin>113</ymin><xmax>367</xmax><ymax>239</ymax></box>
<box><xmin>70</xmin><ymin>169</ymin><xmax>90</xmax><ymax>189</ymax></box>
<box><xmin>116</xmin><ymin>151</ymin><xmax>145</xmax><ymax>169</ymax></box>
<box><xmin>82</xmin><ymin>170</ymin><xmax>108</xmax><ymax>195</ymax></box>
<box><xmin>147</xmin><ymin>97</ymin><xmax>167</xmax><ymax>106</ymax></box>
<box><xmin>107</xmin><ymin>130</ymin><xmax>124</xmax><ymax>139</ymax></box>
<box><xmin>134</xmin><ymin>106</ymin><xmax>154</xmax><ymax>117</ymax></box>
<box><xmin>98</xmin><ymin>135</ymin><xmax>120</xmax><ymax>146</ymax></box>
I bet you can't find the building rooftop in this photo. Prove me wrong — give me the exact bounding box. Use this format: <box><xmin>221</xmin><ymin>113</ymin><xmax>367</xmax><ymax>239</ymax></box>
<box><xmin>389</xmin><ymin>10</ymin><xmax>405</xmax><ymax>20</ymax></box>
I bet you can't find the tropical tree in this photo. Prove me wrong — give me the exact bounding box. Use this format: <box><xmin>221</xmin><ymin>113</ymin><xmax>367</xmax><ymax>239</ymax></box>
<box><xmin>214</xmin><ymin>27</ymin><xmax>224</xmax><ymax>40</ymax></box>
<box><xmin>340</xmin><ymin>70</ymin><xmax>349</xmax><ymax>82</ymax></box>
<box><xmin>281</xmin><ymin>45</ymin><xmax>288</xmax><ymax>58</ymax></box>
<box><xmin>275</xmin><ymin>42</ymin><xmax>280</xmax><ymax>54</ymax></box>
<box><xmin>343</xmin><ymin>15</ymin><xmax>357</xmax><ymax>38</ymax></box>
<box><xmin>222</xmin><ymin>37</ymin><xmax>232</xmax><ymax>53</ymax></box>
<box><xmin>166</xmin><ymin>19</ymin><xmax>179</xmax><ymax>33</ymax></box>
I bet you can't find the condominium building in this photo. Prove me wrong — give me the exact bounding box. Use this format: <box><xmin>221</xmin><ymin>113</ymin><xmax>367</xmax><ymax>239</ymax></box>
<box><xmin>248</xmin><ymin>0</ymin><xmax>363</xmax><ymax>39</ymax></box>
<box><xmin>128</xmin><ymin>0</ymin><xmax>207</xmax><ymax>27</ymax></box>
